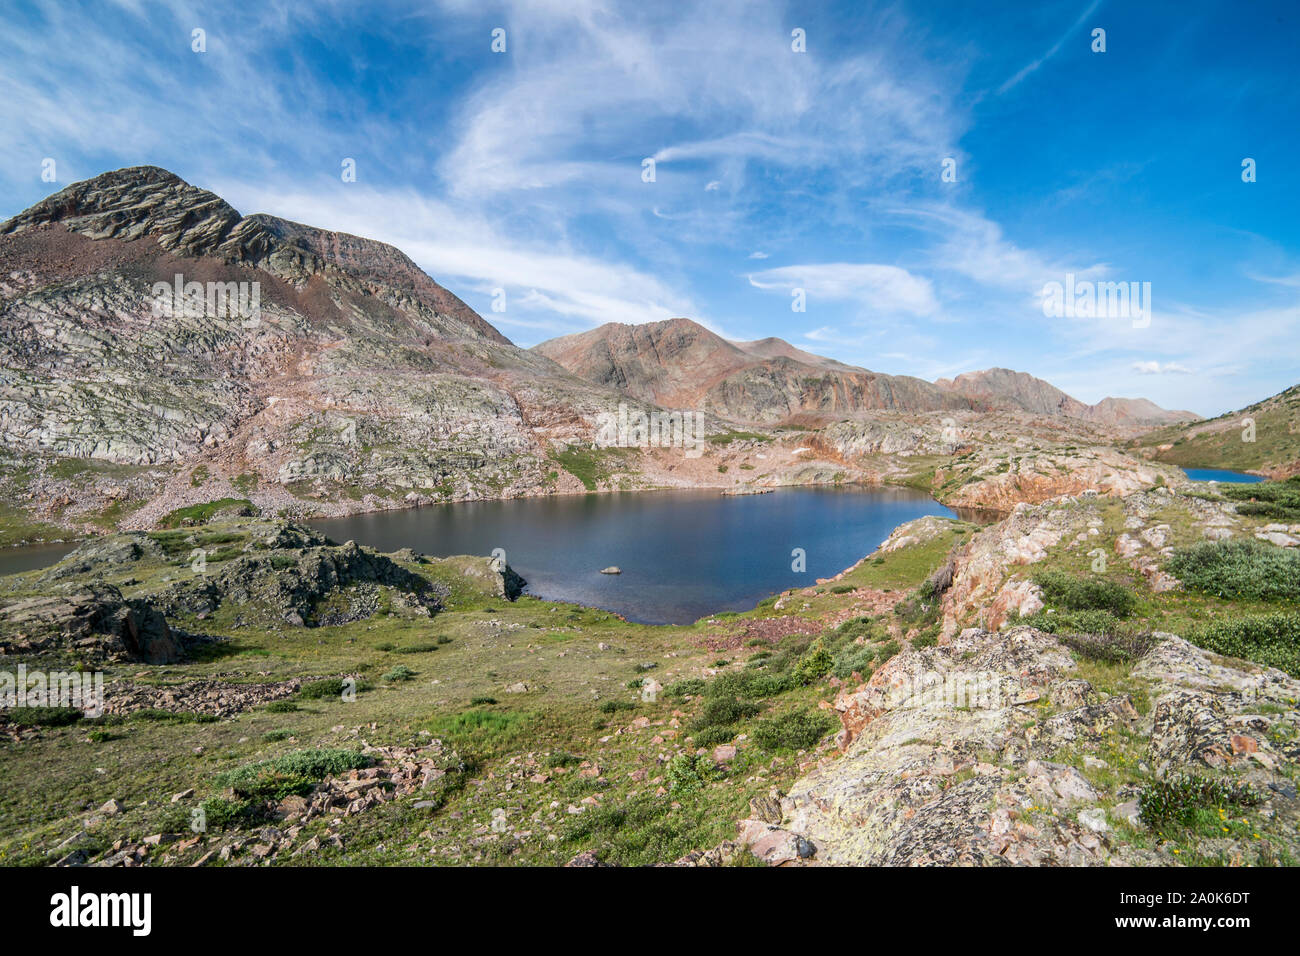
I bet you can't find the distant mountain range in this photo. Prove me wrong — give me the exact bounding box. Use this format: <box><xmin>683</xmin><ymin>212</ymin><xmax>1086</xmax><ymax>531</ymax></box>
<box><xmin>533</xmin><ymin>320</ymin><xmax>1199</xmax><ymax>428</ymax></box>
<box><xmin>0</xmin><ymin>166</ymin><xmax>1214</xmax><ymax>537</ymax></box>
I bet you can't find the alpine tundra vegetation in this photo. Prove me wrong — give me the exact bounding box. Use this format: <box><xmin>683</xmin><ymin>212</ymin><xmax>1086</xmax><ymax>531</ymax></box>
<box><xmin>0</xmin><ymin>166</ymin><xmax>1297</xmax><ymax>867</ymax></box>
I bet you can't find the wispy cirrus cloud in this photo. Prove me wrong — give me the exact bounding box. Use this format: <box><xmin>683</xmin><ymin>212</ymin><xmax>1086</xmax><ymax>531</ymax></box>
<box><xmin>997</xmin><ymin>0</ymin><xmax>1103</xmax><ymax>94</ymax></box>
<box><xmin>1133</xmin><ymin>360</ymin><xmax>1193</xmax><ymax>375</ymax></box>
<box><xmin>747</xmin><ymin>263</ymin><xmax>939</xmax><ymax>317</ymax></box>
<box><xmin>0</xmin><ymin>0</ymin><xmax>1294</xmax><ymax>415</ymax></box>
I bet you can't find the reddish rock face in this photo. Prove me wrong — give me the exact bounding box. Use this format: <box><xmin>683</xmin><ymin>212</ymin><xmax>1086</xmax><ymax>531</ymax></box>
<box><xmin>937</xmin><ymin>367</ymin><xmax>1198</xmax><ymax>429</ymax></box>
<box><xmin>533</xmin><ymin>317</ymin><xmax>970</xmax><ymax>424</ymax></box>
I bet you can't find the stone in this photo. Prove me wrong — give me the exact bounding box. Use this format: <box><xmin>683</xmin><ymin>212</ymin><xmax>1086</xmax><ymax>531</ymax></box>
<box><xmin>1078</xmin><ymin>808</ymin><xmax>1109</xmax><ymax>833</ymax></box>
<box><xmin>1113</xmin><ymin>800</ymin><xmax>1143</xmax><ymax>828</ymax></box>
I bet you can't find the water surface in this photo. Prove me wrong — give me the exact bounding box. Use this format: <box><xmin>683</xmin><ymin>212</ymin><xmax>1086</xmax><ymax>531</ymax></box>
<box><xmin>1181</xmin><ymin>468</ymin><xmax>1265</xmax><ymax>484</ymax></box>
<box><xmin>0</xmin><ymin>541</ymin><xmax>77</xmax><ymax>578</ymax></box>
<box><xmin>312</xmin><ymin>486</ymin><xmax>956</xmax><ymax>625</ymax></box>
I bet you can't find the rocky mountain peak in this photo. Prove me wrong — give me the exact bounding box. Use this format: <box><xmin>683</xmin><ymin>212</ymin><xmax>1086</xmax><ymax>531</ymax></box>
<box><xmin>0</xmin><ymin>165</ymin><xmax>252</xmax><ymax>259</ymax></box>
<box><xmin>1</xmin><ymin>166</ymin><xmax>509</xmax><ymax>345</ymax></box>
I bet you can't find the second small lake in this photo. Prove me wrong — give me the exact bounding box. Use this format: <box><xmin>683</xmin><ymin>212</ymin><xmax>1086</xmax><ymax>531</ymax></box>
<box><xmin>1181</xmin><ymin>468</ymin><xmax>1265</xmax><ymax>484</ymax></box>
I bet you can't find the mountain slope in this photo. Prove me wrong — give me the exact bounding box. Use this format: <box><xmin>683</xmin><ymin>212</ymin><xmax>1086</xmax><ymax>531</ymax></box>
<box><xmin>935</xmin><ymin>367</ymin><xmax>1198</xmax><ymax>429</ymax></box>
<box><xmin>1130</xmin><ymin>382</ymin><xmax>1300</xmax><ymax>478</ymax></box>
<box><xmin>532</xmin><ymin>319</ymin><xmax>970</xmax><ymax>423</ymax></box>
<box><xmin>0</xmin><ymin>166</ymin><xmax>646</xmax><ymax>530</ymax></box>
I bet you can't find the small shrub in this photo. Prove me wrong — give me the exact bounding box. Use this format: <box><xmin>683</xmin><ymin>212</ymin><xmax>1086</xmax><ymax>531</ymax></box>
<box><xmin>469</xmin><ymin>696</ymin><xmax>498</xmax><ymax>706</ymax></box>
<box><xmin>697</xmin><ymin>696</ymin><xmax>761</xmax><ymax>727</ymax></box>
<box><xmin>395</xmin><ymin>642</ymin><xmax>439</xmax><ymax>654</ymax></box>
<box><xmin>215</xmin><ymin>748</ymin><xmax>371</xmax><ymax>801</ymax></box>
<box><xmin>298</xmin><ymin>677</ymin><xmax>369</xmax><ymax>700</ymax></box>
<box><xmin>1054</xmin><ymin>629</ymin><xmax>1156</xmax><ymax>664</ymax></box>
<box><xmin>261</xmin><ymin>729</ymin><xmax>293</xmax><ymax>742</ymax></box>
<box><xmin>599</xmin><ymin>700</ymin><xmax>636</xmax><ymax>714</ymax></box>
<box><xmin>752</xmin><ymin>709</ymin><xmax>838</xmax><ymax>752</ymax></box>
<box><xmin>874</xmin><ymin>639</ymin><xmax>901</xmax><ymax>662</ymax></box>
<box><xmin>265</xmin><ymin>700</ymin><xmax>299</xmax><ymax>713</ymax></box>
<box><xmin>1034</xmin><ymin>571</ymin><xmax>1137</xmax><ymax>618</ymax></box>
<box><xmin>381</xmin><ymin>665</ymin><xmax>416</xmax><ymax>682</ymax></box>
<box><xmin>792</xmin><ymin>639</ymin><xmax>833</xmax><ymax>685</ymax></box>
<box><xmin>692</xmin><ymin>725</ymin><xmax>736</xmax><ymax>748</ymax></box>
<box><xmin>1187</xmin><ymin>612</ymin><xmax>1300</xmax><ymax>677</ymax></box>
<box><xmin>197</xmin><ymin>795</ymin><xmax>264</xmax><ymax>830</ymax></box>
<box><xmin>664</xmin><ymin>678</ymin><xmax>706</xmax><ymax>699</ymax></box>
<box><xmin>831</xmin><ymin>643</ymin><xmax>876</xmax><ymax>680</ymax></box>
<box><xmin>1137</xmin><ymin>773</ymin><xmax>1261</xmax><ymax>830</ymax></box>
<box><xmin>1167</xmin><ymin>539</ymin><xmax>1300</xmax><ymax>602</ymax></box>
<box><xmin>1221</xmin><ymin>478</ymin><xmax>1300</xmax><ymax>521</ymax></box>
<box><xmin>911</xmin><ymin>629</ymin><xmax>939</xmax><ymax>649</ymax></box>
<box><xmin>665</xmin><ymin>753</ymin><xmax>716</xmax><ymax>793</ymax></box>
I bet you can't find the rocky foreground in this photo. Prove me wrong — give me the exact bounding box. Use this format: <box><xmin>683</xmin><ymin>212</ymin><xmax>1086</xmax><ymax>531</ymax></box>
<box><xmin>0</xmin><ymin>470</ymin><xmax>1297</xmax><ymax>867</ymax></box>
<box><xmin>742</xmin><ymin>627</ymin><xmax>1298</xmax><ymax>866</ymax></box>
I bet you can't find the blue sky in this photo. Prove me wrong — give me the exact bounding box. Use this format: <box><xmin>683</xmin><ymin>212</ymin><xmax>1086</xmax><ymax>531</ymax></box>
<box><xmin>2</xmin><ymin>0</ymin><xmax>1297</xmax><ymax>416</ymax></box>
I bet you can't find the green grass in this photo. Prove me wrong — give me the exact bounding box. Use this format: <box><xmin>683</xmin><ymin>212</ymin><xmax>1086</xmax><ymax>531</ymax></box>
<box><xmin>214</xmin><ymin>748</ymin><xmax>372</xmax><ymax>801</ymax></box>
<box><xmin>158</xmin><ymin>498</ymin><xmax>258</xmax><ymax>528</ymax></box>
<box><xmin>548</xmin><ymin>447</ymin><xmax>633</xmax><ymax>491</ymax></box>
<box><xmin>1136</xmin><ymin>385</ymin><xmax>1300</xmax><ymax>474</ymax></box>
<box><xmin>1138</xmin><ymin>773</ymin><xmax>1261</xmax><ymax>831</ymax></box>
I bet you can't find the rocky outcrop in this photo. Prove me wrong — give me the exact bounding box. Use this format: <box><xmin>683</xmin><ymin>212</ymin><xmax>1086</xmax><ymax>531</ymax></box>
<box><xmin>939</xmin><ymin>447</ymin><xmax>1181</xmax><ymax>512</ymax></box>
<box><xmin>739</xmin><ymin>627</ymin><xmax>1300</xmax><ymax>866</ymax></box>
<box><xmin>0</xmin><ymin>583</ymin><xmax>181</xmax><ymax>663</ymax></box>
<box><xmin>159</xmin><ymin>535</ymin><xmax>449</xmax><ymax>627</ymax></box>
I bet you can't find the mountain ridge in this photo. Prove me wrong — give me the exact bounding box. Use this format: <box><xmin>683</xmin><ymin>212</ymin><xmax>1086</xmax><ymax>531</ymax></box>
<box><xmin>534</xmin><ymin>322</ymin><xmax>1198</xmax><ymax>428</ymax></box>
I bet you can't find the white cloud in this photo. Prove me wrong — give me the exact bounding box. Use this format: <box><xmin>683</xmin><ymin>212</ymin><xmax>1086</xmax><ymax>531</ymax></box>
<box><xmin>216</xmin><ymin>180</ymin><xmax>698</xmax><ymax>335</ymax></box>
<box><xmin>997</xmin><ymin>0</ymin><xmax>1103</xmax><ymax>95</ymax></box>
<box><xmin>748</xmin><ymin>263</ymin><xmax>939</xmax><ymax>317</ymax></box>
<box><xmin>1133</xmin><ymin>361</ymin><xmax>1192</xmax><ymax>375</ymax></box>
